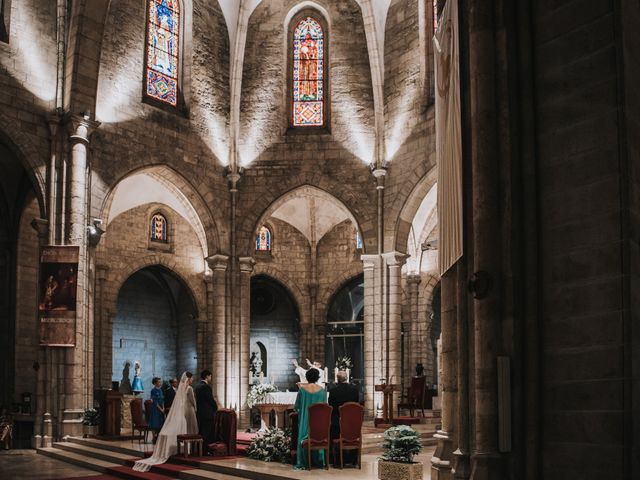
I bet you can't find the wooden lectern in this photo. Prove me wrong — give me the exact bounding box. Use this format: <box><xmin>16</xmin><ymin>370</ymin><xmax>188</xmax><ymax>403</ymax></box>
<box><xmin>374</xmin><ymin>384</ymin><xmax>399</xmax><ymax>427</ymax></box>
<box><xmin>94</xmin><ymin>389</ymin><xmax>123</xmax><ymax>437</ymax></box>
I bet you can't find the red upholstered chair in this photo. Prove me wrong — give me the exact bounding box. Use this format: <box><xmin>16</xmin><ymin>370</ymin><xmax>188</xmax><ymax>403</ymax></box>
<box><xmin>129</xmin><ymin>398</ymin><xmax>149</xmax><ymax>444</ymax></box>
<box><xmin>301</xmin><ymin>403</ymin><xmax>332</xmax><ymax>470</ymax></box>
<box><xmin>332</xmin><ymin>402</ymin><xmax>364</xmax><ymax>469</ymax></box>
<box><xmin>208</xmin><ymin>408</ymin><xmax>237</xmax><ymax>456</ymax></box>
<box><xmin>289</xmin><ymin>411</ymin><xmax>299</xmax><ymax>463</ymax></box>
<box><xmin>397</xmin><ymin>376</ymin><xmax>427</xmax><ymax>418</ymax></box>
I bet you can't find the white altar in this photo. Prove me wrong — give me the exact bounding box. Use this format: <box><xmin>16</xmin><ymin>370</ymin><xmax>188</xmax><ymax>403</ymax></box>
<box><xmin>255</xmin><ymin>392</ymin><xmax>298</xmax><ymax>431</ymax></box>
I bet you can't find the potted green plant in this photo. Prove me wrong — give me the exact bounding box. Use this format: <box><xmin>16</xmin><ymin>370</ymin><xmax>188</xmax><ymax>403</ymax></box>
<box><xmin>82</xmin><ymin>408</ymin><xmax>100</xmax><ymax>438</ymax></box>
<box><xmin>378</xmin><ymin>425</ymin><xmax>423</xmax><ymax>480</ymax></box>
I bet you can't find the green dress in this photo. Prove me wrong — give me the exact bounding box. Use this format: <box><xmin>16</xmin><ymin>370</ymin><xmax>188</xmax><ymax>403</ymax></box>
<box><xmin>294</xmin><ymin>386</ymin><xmax>328</xmax><ymax>469</ymax></box>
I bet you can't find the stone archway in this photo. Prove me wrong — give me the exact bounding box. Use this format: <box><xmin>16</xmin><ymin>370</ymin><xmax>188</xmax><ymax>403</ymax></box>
<box><xmin>111</xmin><ymin>265</ymin><xmax>199</xmax><ymax>396</ymax></box>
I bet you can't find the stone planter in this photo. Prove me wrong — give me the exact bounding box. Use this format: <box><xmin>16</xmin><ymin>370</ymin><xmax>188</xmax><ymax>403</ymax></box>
<box><xmin>378</xmin><ymin>460</ymin><xmax>423</xmax><ymax>480</ymax></box>
<box><xmin>83</xmin><ymin>425</ymin><xmax>99</xmax><ymax>438</ymax></box>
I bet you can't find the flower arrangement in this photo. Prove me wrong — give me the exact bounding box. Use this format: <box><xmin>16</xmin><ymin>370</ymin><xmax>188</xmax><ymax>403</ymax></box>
<box><xmin>246</xmin><ymin>427</ymin><xmax>291</xmax><ymax>463</ymax></box>
<box><xmin>335</xmin><ymin>356</ymin><xmax>353</xmax><ymax>370</ymax></box>
<box><xmin>246</xmin><ymin>383</ymin><xmax>278</xmax><ymax>408</ymax></box>
<box><xmin>82</xmin><ymin>408</ymin><xmax>100</xmax><ymax>426</ymax></box>
<box><xmin>380</xmin><ymin>425</ymin><xmax>422</xmax><ymax>463</ymax></box>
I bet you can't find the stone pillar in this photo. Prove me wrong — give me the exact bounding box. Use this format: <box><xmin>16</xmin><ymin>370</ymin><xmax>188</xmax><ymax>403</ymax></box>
<box><xmin>206</xmin><ymin>254</ymin><xmax>228</xmax><ymax>403</ymax></box>
<box><xmin>468</xmin><ymin>1</ymin><xmax>502</xmax><ymax>476</ymax></box>
<box><xmin>361</xmin><ymin>254</ymin><xmax>380</xmax><ymax>418</ymax></box>
<box><xmin>61</xmin><ymin>113</ymin><xmax>99</xmax><ymax>437</ymax></box>
<box><xmin>431</xmin><ymin>269</ymin><xmax>457</xmax><ymax>480</ymax></box>
<box><xmin>382</xmin><ymin>252</ymin><xmax>408</xmax><ymax>393</ymax></box>
<box><xmin>238</xmin><ymin>257</ymin><xmax>255</xmax><ymax>428</ymax></box>
<box><xmin>94</xmin><ymin>265</ymin><xmax>109</xmax><ymax>389</ymax></box>
<box><xmin>407</xmin><ymin>274</ymin><xmax>422</xmax><ymax>382</ymax></box>
<box><xmin>31</xmin><ymin>219</ymin><xmax>48</xmax><ymax>447</ymax></box>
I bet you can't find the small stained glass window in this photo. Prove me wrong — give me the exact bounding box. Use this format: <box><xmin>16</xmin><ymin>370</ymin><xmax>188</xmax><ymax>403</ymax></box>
<box><xmin>150</xmin><ymin>213</ymin><xmax>168</xmax><ymax>242</ymax></box>
<box><xmin>256</xmin><ymin>226</ymin><xmax>271</xmax><ymax>251</ymax></box>
<box><xmin>145</xmin><ymin>0</ymin><xmax>180</xmax><ymax>106</ymax></box>
<box><xmin>356</xmin><ymin>231</ymin><xmax>363</xmax><ymax>250</ymax></box>
<box><xmin>292</xmin><ymin>17</ymin><xmax>324</xmax><ymax>127</ymax></box>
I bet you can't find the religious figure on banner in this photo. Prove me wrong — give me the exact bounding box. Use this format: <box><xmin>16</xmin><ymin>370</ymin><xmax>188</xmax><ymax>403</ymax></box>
<box><xmin>299</xmin><ymin>33</ymin><xmax>318</xmax><ymax>100</ymax></box>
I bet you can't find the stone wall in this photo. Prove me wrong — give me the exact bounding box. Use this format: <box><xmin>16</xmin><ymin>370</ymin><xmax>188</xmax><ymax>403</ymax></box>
<box><xmin>112</xmin><ymin>271</ymin><xmax>178</xmax><ymax>395</ymax></box>
<box><xmin>532</xmin><ymin>3</ymin><xmax>631</xmax><ymax>478</ymax></box>
<box><xmin>95</xmin><ymin>203</ymin><xmax>205</xmax><ymax>389</ymax></box>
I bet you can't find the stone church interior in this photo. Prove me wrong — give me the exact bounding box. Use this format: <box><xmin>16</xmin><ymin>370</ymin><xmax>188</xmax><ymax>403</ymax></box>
<box><xmin>0</xmin><ymin>0</ymin><xmax>637</xmax><ymax>479</ymax></box>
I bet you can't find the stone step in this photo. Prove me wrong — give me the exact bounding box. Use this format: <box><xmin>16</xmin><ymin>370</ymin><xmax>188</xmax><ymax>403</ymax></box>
<box><xmin>53</xmin><ymin>440</ymin><xmax>139</xmax><ymax>465</ymax></box>
<box><xmin>68</xmin><ymin>436</ymin><xmax>152</xmax><ymax>457</ymax></box>
<box><xmin>38</xmin><ymin>446</ymin><xmax>119</xmax><ymax>474</ymax></box>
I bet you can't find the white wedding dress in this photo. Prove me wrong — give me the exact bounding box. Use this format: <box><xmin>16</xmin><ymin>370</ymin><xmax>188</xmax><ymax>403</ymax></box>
<box><xmin>133</xmin><ymin>372</ymin><xmax>197</xmax><ymax>472</ymax></box>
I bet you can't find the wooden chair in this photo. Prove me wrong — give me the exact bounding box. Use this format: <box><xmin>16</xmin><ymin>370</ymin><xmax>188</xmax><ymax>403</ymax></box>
<box><xmin>332</xmin><ymin>402</ymin><xmax>364</xmax><ymax>469</ymax></box>
<box><xmin>208</xmin><ymin>408</ymin><xmax>238</xmax><ymax>456</ymax></box>
<box><xmin>289</xmin><ymin>411</ymin><xmax>299</xmax><ymax>463</ymax></box>
<box><xmin>177</xmin><ymin>434</ymin><xmax>203</xmax><ymax>457</ymax></box>
<box><xmin>143</xmin><ymin>400</ymin><xmax>153</xmax><ymax>425</ymax></box>
<box><xmin>397</xmin><ymin>376</ymin><xmax>427</xmax><ymax>418</ymax></box>
<box><xmin>129</xmin><ymin>398</ymin><xmax>149</xmax><ymax>444</ymax></box>
<box><xmin>301</xmin><ymin>403</ymin><xmax>332</xmax><ymax>470</ymax></box>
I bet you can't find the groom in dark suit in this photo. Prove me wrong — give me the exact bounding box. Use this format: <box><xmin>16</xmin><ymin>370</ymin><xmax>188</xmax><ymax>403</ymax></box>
<box><xmin>195</xmin><ymin>369</ymin><xmax>218</xmax><ymax>455</ymax></box>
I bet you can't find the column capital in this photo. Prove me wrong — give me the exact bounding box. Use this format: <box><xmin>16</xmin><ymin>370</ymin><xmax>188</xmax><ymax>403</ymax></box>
<box><xmin>47</xmin><ymin>112</ymin><xmax>63</xmax><ymax>138</ymax></box>
<box><xmin>66</xmin><ymin>113</ymin><xmax>100</xmax><ymax>145</ymax></box>
<box><xmin>371</xmin><ymin>167</ymin><xmax>387</xmax><ymax>190</ymax></box>
<box><xmin>382</xmin><ymin>250</ymin><xmax>409</xmax><ymax>267</ymax></box>
<box><xmin>206</xmin><ymin>254</ymin><xmax>229</xmax><ymax>271</ymax></box>
<box><xmin>360</xmin><ymin>253</ymin><xmax>381</xmax><ymax>271</ymax></box>
<box><xmin>407</xmin><ymin>273</ymin><xmax>422</xmax><ymax>285</ymax></box>
<box><xmin>238</xmin><ymin>256</ymin><xmax>256</xmax><ymax>274</ymax></box>
<box><xmin>96</xmin><ymin>264</ymin><xmax>109</xmax><ymax>280</ymax></box>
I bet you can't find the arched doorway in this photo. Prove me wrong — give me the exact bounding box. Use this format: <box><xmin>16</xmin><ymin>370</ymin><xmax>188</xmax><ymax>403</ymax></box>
<box><xmin>0</xmin><ymin>140</ymin><xmax>42</xmax><ymax>409</ymax></box>
<box><xmin>111</xmin><ymin>265</ymin><xmax>198</xmax><ymax>394</ymax></box>
<box><xmin>325</xmin><ymin>275</ymin><xmax>364</xmax><ymax>398</ymax></box>
<box><xmin>250</xmin><ymin>275</ymin><xmax>300</xmax><ymax>389</ymax></box>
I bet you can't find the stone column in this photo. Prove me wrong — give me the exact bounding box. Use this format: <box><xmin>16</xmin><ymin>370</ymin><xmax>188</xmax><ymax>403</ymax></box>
<box><xmin>31</xmin><ymin>219</ymin><xmax>48</xmax><ymax>447</ymax></box>
<box><xmin>407</xmin><ymin>274</ymin><xmax>422</xmax><ymax>381</ymax></box>
<box><xmin>361</xmin><ymin>254</ymin><xmax>379</xmax><ymax>418</ymax></box>
<box><xmin>238</xmin><ymin>257</ymin><xmax>255</xmax><ymax>428</ymax></box>
<box><xmin>94</xmin><ymin>265</ymin><xmax>109</xmax><ymax>389</ymax></box>
<box><xmin>382</xmin><ymin>252</ymin><xmax>408</xmax><ymax>395</ymax></box>
<box><xmin>61</xmin><ymin>114</ymin><xmax>99</xmax><ymax>437</ymax></box>
<box><xmin>206</xmin><ymin>254</ymin><xmax>228</xmax><ymax>402</ymax></box>
<box><xmin>431</xmin><ymin>268</ymin><xmax>457</xmax><ymax>480</ymax></box>
<box><xmin>468</xmin><ymin>1</ymin><xmax>502</xmax><ymax>476</ymax></box>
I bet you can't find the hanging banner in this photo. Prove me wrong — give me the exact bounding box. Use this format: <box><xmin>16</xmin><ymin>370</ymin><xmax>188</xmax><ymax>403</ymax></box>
<box><xmin>38</xmin><ymin>246</ymin><xmax>79</xmax><ymax>347</ymax></box>
<box><xmin>434</xmin><ymin>0</ymin><xmax>463</xmax><ymax>275</ymax></box>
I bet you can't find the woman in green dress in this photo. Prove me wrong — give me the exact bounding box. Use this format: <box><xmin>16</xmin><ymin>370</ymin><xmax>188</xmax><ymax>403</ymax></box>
<box><xmin>294</xmin><ymin>367</ymin><xmax>328</xmax><ymax>470</ymax></box>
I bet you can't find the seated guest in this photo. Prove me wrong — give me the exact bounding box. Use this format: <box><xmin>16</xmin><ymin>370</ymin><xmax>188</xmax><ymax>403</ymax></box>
<box><xmin>164</xmin><ymin>377</ymin><xmax>178</xmax><ymax>410</ymax></box>
<box><xmin>0</xmin><ymin>407</ymin><xmax>12</xmax><ymax>450</ymax></box>
<box><xmin>293</xmin><ymin>368</ymin><xmax>328</xmax><ymax>470</ymax></box>
<box><xmin>329</xmin><ymin>371</ymin><xmax>359</xmax><ymax>465</ymax></box>
<box><xmin>149</xmin><ymin>377</ymin><xmax>165</xmax><ymax>442</ymax></box>
<box><xmin>328</xmin><ymin>371</ymin><xmax>359</xmax><ymax>439</ymax></box>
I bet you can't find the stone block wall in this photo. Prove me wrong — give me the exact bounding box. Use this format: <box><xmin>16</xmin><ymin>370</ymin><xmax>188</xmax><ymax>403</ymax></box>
<box><xmin>112</xmin><ymin>271</ymin><xmax>178</xmax><ymax>395</ymax></box>
<box><xmin>532</xmin><ymin>2</ymin><xmax>633</xmax><ymax>478</ymax></box>
<box><xmin>14</xmin><ymin>196</ymin><xmax>40</xmax><ymax>405</ymax></box>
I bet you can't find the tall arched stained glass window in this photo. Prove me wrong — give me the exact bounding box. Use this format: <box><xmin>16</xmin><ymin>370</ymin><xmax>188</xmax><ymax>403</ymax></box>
<box><xmin>145</xmin><ymin>0</ymin><xmax>180</xmax><ymax>106</ymax></box>
<box><xmin>292</xmin><ymin>17</ymin><xmax>324</xmax><ymax>127</ymax></box>
<box><xmin>150</xmin><ymin>213</ymin><xmax>168</xmax><ymax>242</ymax></box>
<box><xmin>256</xmin><ymin>226</ymin><xmax>271</xmax><ymax>251</ymax></box>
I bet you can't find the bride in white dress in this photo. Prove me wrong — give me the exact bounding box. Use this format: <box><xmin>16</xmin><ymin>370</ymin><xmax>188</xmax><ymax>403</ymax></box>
<box><xmin>133</xmin><ymin>371</ymin><xmax>198</xmax><ymax>472</ymax></box>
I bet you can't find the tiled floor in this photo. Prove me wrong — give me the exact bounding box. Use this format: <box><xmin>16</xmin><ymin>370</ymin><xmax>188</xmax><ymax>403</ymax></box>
<box><xmin>0</xmin><ymin>449</ymin><xmax>98</xmax><ymax>480</ymax></box>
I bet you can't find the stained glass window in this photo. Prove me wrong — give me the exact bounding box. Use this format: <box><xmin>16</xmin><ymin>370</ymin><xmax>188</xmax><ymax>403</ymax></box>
<box><xmin>150</xmin><ymin>213</ymin><xmax>168</xmax><ymax>242</ymax></box>
<box><xmin>256</xmin><ymin>226</ymin><xmax>271</xmax><ymax>251</ymax></box>
<box><xmin>356</xmin><ymin>231</ymin><xmax>363</xmax><ymax>250</ymax></box>
<box><xmin>293</xmin><ymin>17</ymin><xmax>324</xmax><ymax>127</ymax></box>
<box><xmin>433</xmin><ymin>0</ymin><xmax>439</xmax><ymax>33</ymax></box>
<box><xmin>146</xmin><ymin>0</ymin><xmax>180</xmax><ymax>106</ymax></box>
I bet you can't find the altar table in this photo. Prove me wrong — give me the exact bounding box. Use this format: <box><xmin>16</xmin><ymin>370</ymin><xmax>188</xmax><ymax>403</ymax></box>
<box><xmin>255</xmin><ymin>392</ymin><xmax>298</xmax><ymax>431</ymax></box>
